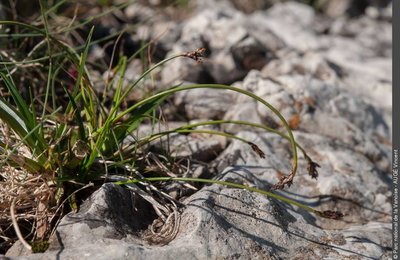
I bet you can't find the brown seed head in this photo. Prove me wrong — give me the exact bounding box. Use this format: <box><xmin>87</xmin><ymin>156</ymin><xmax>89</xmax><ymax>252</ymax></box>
<box><xmin>319</xmin><ymin>210</ymin><xmax>344</xmax><ymax>220</ymax></box>
<box><xmin>182</xmin><ymin>48</ymin><xmax>207</xmax><ymax>63</ymax></box>
<box><xmin>248</xmin><ymin>142</ymin><xmax>266</xmax><ymax>159</ymax></box>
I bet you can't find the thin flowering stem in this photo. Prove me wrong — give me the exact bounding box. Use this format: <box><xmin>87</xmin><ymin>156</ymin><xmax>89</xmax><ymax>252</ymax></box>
<box><xmin>139</xmin><ymin>119</ymin><xmax>319</xmax><ymax>180</ymax></box>
<box><xmin>114</xmin><ymin>83</ymin><xmax>298</xmax><ymax>189</ymax></box>
<box><xmin>114</xmin><ymin>177</ymin><xmax>343</xmax><ymax>220</ymax></box>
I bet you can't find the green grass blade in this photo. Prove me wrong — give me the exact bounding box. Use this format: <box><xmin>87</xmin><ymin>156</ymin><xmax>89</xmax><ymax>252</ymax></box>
<box><xmin>0</xmin><ymin>99</ymin><xmax>48</xmax><ymax>165</ymax></box>
<box><xmin>165</xmin><ymin>119</ymin><xmax>309</xmax><ymax>155</ymax></box>
<box><xmin>62</xmin><ymin>86</ymin><xmax>86</xmax><ymax>141</ymax></box>
<box><xmin>137</xmin><ymin>129</ymin><xmax>249</xmax><ymax>148</ymax></box>
<box><xmin>0</xmin><ymin>97</ymin><xmax>29</xmax><ymax>138</ymax></box>
<box><xmin>0</xmin><ymin>72</ymin><xmax>36</xmax><ymax>130</ymax></box>
<box><xmin>114</xmin><ymin>177</ymin><xmax>343</xmax><ymax>219</ymax></box>
<box><xmin>106</xmin><ymin>54</ymin><xmax>184</xmax><ymax>125</ymax></box>
<box><xmin>112</xmin><ymin>57</ymin><xmax>128</xmax><ymax>108</ymax></box>
<box><xmin>0</xmin><ymin>144</ymin><xmax>42</xmax><ymax>173</ymax></box>
<box><xmin>39</xmin><ymin>0</ymin><xmax>55</xmax><ymax>120</ymax></box>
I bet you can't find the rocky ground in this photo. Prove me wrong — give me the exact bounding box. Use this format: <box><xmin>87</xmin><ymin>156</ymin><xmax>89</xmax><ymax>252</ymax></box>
<box><xmin>5</xmin><ymin>0</ymin><xmax>392</xmax><ymax>259</ymax></box>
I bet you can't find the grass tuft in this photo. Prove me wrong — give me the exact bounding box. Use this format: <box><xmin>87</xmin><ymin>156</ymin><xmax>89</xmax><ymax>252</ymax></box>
<box><xmin>0</xmin><ymin>1</ymin><xmax>341</xmax><ymax>253</ymax></box>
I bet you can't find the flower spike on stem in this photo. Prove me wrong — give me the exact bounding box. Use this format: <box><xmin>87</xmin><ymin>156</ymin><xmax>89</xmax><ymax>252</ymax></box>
<box><xmin>248</xmin><ymin>142</ymin><xmax>266</xmax><ymax>159</ymax></box>
<box><xmin>182</xmin><ymin>48</ymin><xmax>206</xmax><ymax>63</ymax></box>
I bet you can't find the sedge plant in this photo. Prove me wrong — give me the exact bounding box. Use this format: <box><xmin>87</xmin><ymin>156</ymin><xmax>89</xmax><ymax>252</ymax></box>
<box><xmin>0</xmin><ymin>2</ymin><xmax>342</xmax><ymax>253</ymax></box>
